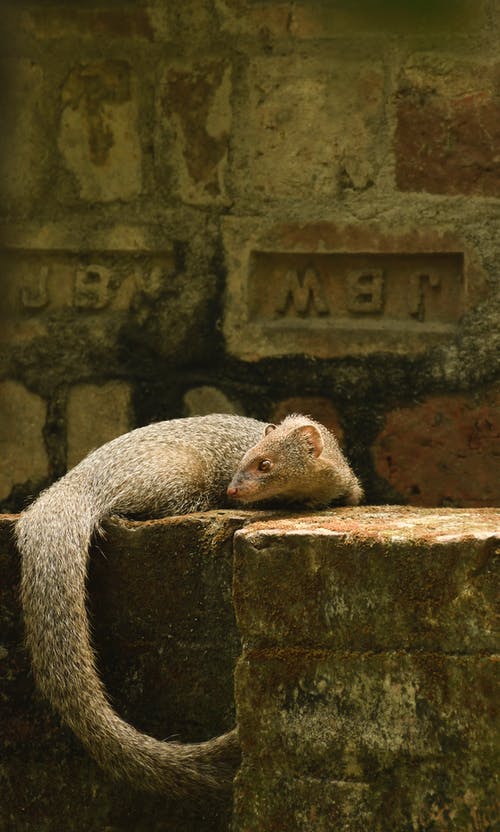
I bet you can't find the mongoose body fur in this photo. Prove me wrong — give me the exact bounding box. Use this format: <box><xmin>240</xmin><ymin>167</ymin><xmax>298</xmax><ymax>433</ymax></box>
<box><xmin>16</xmin><ymin>413</ymin><xmax>362</xmax><ymax>796</ymax></box>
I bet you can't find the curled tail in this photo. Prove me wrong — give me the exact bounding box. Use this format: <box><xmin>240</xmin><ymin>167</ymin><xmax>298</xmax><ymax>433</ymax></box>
<box><xmin>16</xmin><ymin>481</ymin><xmax>239</xmax><ymax>795</ymax></box>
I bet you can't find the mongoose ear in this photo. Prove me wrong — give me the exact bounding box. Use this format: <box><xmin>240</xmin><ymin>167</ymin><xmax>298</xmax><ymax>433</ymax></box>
<box><xmin>265</xmin><ymin>423</ymin><xmax>277</xmax><ymax>436</ymax></box>
<box><xmin>293</xmin><ymin>424</ymin><xmax>324</xmax><ymax>457</ymax></box>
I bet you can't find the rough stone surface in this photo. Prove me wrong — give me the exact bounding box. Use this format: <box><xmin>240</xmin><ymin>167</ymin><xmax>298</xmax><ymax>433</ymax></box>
<box><xmin>372</xmin><ymin>386</ymin><xmax>500</xmax><ymax>507</ymax></box>
<box><xmin>234</xmin><ymin>507</ymin><xmax>500</xmax><ymax>653</ymax></box>
<box><xmin>233</xmin><ymin>507</ymin><xmax>500</xmax><ymax>832</ymax></box>
<box><xmin>0</xmin><ymin>381</ymin><xmax>48</xmax><ymax>501</ymax></box>
<box><xmin>0</xmin><ymin>510</ymin><xmax>268</xmax><ymax>832</ymax></box>
<box><xmin>67</xmin><ymin>381</ymin><xmax>132</xmax><ymax>468</ymax></box>
<box><xmin>3</xmin><ymin>506</ymin><xmax>499</xmax><ymax>829</ymax></box>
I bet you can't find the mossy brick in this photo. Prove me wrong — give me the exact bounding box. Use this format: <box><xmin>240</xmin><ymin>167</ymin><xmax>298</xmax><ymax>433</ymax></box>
<box><xmin>234</xmin><ymin>507</ymin><xmax>500</xmax><ymax>653</ymax></box>
<box><xmin>235</xmin><ymin>651</ymin><xmax>498</xmax><ymax>773</ymax></box>
<box><xmin>22</xmin><ymin>6</ymin><xmax>156</xmax><ymax>41</ymax></box>
<box><xmin>1</xmin><ymin>60</ymin><xmax>48</xmax><ymax>214</ymax></box>
<box><xmin>3</xmin><ymin>506</ymin><xmax>499</xmax><ymax>829</ymax></box>
<box><xmin>0</xmin><ymin>221</ymin><xmax>220</xmax><ymax>377</ymax></box>
<box><xmin>234</xmin><ymin>770</ymin><xmax>374</xmax><ymax>832</ymax></box>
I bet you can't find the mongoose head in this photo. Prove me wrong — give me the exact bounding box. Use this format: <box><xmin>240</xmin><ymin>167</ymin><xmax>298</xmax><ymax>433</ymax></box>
<box><xmin>227</xmin><ymin>416</ymin><xmax>362</xmax><ymax>508</ymax></box>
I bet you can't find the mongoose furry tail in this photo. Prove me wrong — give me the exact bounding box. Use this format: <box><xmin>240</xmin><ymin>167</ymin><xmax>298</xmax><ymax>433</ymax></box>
<box><xmin>16</xmin><ymin>413</ymin><xmax>363</xmax><ymax>796</ymax></box>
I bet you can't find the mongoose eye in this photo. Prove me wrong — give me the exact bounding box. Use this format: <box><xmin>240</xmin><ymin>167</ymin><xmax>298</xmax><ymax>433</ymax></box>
<box><xmin>258</xmin><ymin>459</ymin><xmax>272</xmax><ymax>472</ymax></box>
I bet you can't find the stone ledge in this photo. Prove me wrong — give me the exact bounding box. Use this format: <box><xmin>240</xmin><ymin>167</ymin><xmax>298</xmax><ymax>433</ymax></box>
<box><xmin>234</xmin><ymin>506</ymin><xmax>499</xmax><ymax>653</ymax></box>
<box><xmin>232</xmin><ymin>506</ymin><xmax>500</xmax><ymax>832</ymax></box>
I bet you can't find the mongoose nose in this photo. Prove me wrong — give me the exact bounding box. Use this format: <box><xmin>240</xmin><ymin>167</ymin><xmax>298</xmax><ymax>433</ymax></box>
<box><xmin>227</xmin><ymin>485</ymin><xmax>239</xmax><ymax>498</ymax></box>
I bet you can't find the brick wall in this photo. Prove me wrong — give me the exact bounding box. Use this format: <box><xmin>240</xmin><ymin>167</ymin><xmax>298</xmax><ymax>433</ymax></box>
<box><xmin>1</xmin><ymin>0</ymin><xmax>499</xmax><ymax>510</ymax></box>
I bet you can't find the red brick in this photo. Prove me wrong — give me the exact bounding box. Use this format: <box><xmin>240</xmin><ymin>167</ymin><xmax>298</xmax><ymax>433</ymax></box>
<box><xmin>372</xmin><ymin>387</ymin><xmax>500</xmax><ymax>506</ymax></box>
<box><xmin>395</xmin><ymin>60</ymin><xmax>500</xmax><ymax>197</ymax></box>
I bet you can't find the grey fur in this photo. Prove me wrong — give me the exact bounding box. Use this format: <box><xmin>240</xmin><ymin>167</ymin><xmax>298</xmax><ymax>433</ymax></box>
<box><xmin>16</xmin><ymin>413</ymin><xmax>362</xmax><ymax>796</ymax></box>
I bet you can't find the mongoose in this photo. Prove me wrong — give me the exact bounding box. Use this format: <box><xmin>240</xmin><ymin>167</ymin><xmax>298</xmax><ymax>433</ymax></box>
<box><xmin>16</xmin><ymin>413</ymin><xmax>362</xmax><ymax>797</ymax></box>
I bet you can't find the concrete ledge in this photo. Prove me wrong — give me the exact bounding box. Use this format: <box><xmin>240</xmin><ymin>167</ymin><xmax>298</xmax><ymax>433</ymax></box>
<box><xmin>232</xmin><ymin>507</ymin><xmax>499</xmax><ymax>832</ymax></box>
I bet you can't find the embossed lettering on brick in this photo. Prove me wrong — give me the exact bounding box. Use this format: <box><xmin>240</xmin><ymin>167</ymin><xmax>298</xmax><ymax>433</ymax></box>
<box><xmin>2</xmin><ymin>250</ymin><xmax>174</xmax><ymax>344</ymax></box>
<box><xmin>248</xmin><ymin>252</ymin><xmax>463</xmax><ymax>328</ymax></box>
<box><xmin>223</xmin><ymin>220</ymin><xmax>485</xmax><ymax>359</ymax></box>
<box><xmin>74</xmin><ymin>265</ymin><xmax>111</xmax><ymax>309</ymax></box>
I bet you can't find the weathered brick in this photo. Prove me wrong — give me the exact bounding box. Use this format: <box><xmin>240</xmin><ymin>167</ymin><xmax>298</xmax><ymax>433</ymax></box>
<box><xmin>395</xmin><ymin>58</ymin><xmax>500</xmax><ymax>197</ymax></box>
<box><xmin>218</xmin><ymin>0</ymin><xmax>487</xmax><ymax>38</ymax></box>
<box><xmin>0</xmin><ymin>225</ymin><xmax>215</xmax><ymax>368</ymax></box>
<box><xmin>67</xmin><ymin>381</ymin><xmax>132</xmax><ymax>468</ymax></box>
<box><xmin>235</xmin><ymin>769</ymin><xmax>373</xmax><ymax>831</ymax></box>
<box><xmin>372</xmin><ymin>386</ymin><xmax>500</xmax><ymax>507</ymax></box>
<box><xmin>58</xmin><ymin>61</ymin><xmax>142</xmax><ymax>202</ymax></box>
<box><xmin>222</xmin><ymin>218</ymin><xmax>487</xmax><ymax>360</ymax></box>
<box><xmin>234</xmin><ymin>507</ymin><xmax>499</xmax><ymax>653</ymax></box>
<box><xmin>235</xmin><ymin>653</ymin><xmax>498</xmax><ymax>831</ymax></box>
<box><xmin>158</xmin><ymin>60</ymin><xmax>231</xmax><ymax>204</ymax></box>
<box><xmin>0</xmin><ymin>381</ymin><xmax>48</xmax><ymax>501</ymax></box>
<box><xmin>230</xmin><ymin>56</ymin><xmax>384</xmax><ymax>202</ymax></box>
<box><xmin>23</xmin><ymin>7</ymin><xmax>155</xmax><ymax>40</ymax></box>
<box><xmin>285</xmin><ymin>0</ymin><xmax>489</xmax><ymax>37</ymax></box>
<box><xmin>183</xmin><ymin>385</ymin><xmax>243</xmax><ymax>416</ymax></box>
